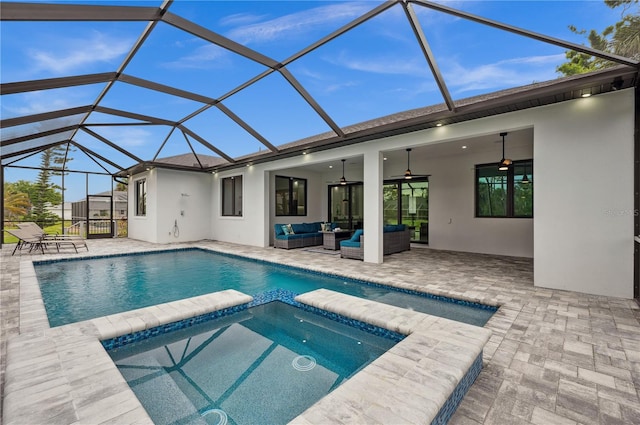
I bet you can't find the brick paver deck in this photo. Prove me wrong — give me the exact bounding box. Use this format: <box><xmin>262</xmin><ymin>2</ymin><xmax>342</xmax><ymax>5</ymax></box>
<box><xmin>1</xmin><ymin>239</ymin><xmax>638</xmax><ymax>424</ymax></box>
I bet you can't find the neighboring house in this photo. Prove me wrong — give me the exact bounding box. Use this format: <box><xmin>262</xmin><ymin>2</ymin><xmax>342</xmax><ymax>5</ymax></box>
<box><xmin>71</xmin><ymin>191</ymin><xmax>128</xmax><ymax>222</ymax></box>
<box><xmin>44</xmin><ymin>202</ymin><xmax>71</xmax><ymax>219</ymax></box>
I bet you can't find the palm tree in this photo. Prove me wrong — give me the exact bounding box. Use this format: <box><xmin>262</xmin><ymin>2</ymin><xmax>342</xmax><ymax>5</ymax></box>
<box><xmin>3</xmin><ymin>186</ymin><xmax>30</xmax><ymax>224</ymax></box>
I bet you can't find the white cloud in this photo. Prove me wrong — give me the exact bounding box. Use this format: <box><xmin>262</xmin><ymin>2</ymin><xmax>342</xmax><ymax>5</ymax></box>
<box><xmin>309</xmin><ymin>51</ymin><xmax>564</xmax><ymax>100</ymax></box>
<box><xmin>501</xmin><ymin>54</ymin><xmax>566</xmax><ymax>67</ymax></box>
<box><xmin>219</xmin><ymin>13</ymin><xmax>268</xmax><ymax>27</ymax></box>
<box><xmin>294</xmin><ymin>66</ymin><xmax>326</xmax><ymax>82</ymax></box>
<box><xmin>163</xmin><ymin>43</ymin><xmax>231</xmax><ymax>69</ymax></box>
<box><xmin>324</xmin><ymin>80</ymin><xmax>359</xmax><ymax>94</ymax></box>
<box><xmin>28</xmin><ymin>31</ymin><xmax>133</xmax><ymax>74</ymax></box>
<box><xmin>2</xmin><ymin>90</ymin><xmax>84</xmax><ymax>116</ymax></box>
<box><xmin>291</xmin><ymin>65</ymin><xmax>359</xmax><ymax>94</ymax></box>
<box><xmin>96</xmin><ymin>127</ymin><xmax>152</xmax><ymax>148</ymax></box>
<box><xmin>226</xmin><ymin>3</ymin><xmax>371</xmax><ymax>45</ymax></box>
<box><xmin>294</xmin><ymin>51</ymin><xmax>431</xmax><ymax>97</ymax></box>
<box><xmin>444</xmin><ymin>54</ymin><xmax>565</xmax><ymax>93</ymax></box>
<box><xmin>339</xmin><ymin>55</ymin><xmax>427</xmax><ymax>76</ymax></box>
<box><xmin>327</xmin><ymin>50</ymin><xmax>429</xmax><ymax>76</ymax></box>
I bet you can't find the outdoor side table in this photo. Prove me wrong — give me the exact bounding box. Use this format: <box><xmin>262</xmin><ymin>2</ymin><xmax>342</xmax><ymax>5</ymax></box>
<box><xmin>322</xmin><ymin>230</ymin><xmax>352</xmax><ymax>250</ymax></box>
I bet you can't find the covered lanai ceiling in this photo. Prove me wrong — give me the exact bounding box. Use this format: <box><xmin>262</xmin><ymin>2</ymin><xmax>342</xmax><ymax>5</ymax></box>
<box><xmin>1</xmin><ymin>0</ymin><xmax>638</xmax><ymax>177</ymax></box>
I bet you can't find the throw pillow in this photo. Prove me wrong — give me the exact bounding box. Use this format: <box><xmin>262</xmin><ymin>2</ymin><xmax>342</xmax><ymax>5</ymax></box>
<box><xmin>281</xmin><ymin>224</ymin><xmax>291</xmax><ymax>235</ymax></box>
<box><xmin>286</xmin><ymin>224</ymin><xmax>295</xmax><ymax>234</ymax></box>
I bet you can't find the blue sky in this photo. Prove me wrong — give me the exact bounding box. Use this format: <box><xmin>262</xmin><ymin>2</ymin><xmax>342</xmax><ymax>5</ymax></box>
<box><xmin>1</xmin><ymin>0</ymin><xmax>626</xmax><ymax>200</ymax></box>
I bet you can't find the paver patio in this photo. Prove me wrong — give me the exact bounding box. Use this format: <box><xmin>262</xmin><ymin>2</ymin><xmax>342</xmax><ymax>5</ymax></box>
<box><xmin>1</xmin><ymin>238</ymin><xmax>639</xmax><ymax>424</ymax></box>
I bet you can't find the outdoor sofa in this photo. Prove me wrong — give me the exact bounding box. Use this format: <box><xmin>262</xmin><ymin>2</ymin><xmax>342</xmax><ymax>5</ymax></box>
<box><xmin>340</xmin><ymin>225</ymin><xmax>411</xmax><ymax>260</ymax></box>
<box><xmin>273</xmin><ymin>222</ymin><xmax>333</xmax><ymax>249</ymax></box>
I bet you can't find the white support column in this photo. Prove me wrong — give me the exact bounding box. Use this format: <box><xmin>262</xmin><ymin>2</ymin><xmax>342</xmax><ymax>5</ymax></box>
<box><xmin>363</xmin><ymin>150</ymin><xmax>384</xmax><ymax>263</ymax></box>
<box><xmin>261</xmin><ymin>170</ymin><xmax>271</xmax><ymax>247</ymax></box>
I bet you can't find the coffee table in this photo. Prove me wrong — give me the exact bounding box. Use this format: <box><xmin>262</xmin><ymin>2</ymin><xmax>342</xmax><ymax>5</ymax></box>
<box><xmin>322</xmin><ymin>230</ymin><xmax>352</xmax><ymax>250</ymax></box>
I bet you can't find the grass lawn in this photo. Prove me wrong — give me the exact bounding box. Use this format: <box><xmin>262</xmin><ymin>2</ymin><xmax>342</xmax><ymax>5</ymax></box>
<box><xmin>2</xmin><ymin>222</ymin><xmax>72</xmax><ymax>244</ymax></box>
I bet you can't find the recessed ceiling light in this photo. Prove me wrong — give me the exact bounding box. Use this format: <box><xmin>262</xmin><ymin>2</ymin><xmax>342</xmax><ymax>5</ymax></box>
<box><xmin>383</xmin><ymin>157</ymin><xmax>387</xmax><ymax>161</ymax></box>
<box><xmin>462</xmin><ymin>145</ymin><xmax>467</xmax><ymax>149</ymax></box>
<box><xmin>329</xmin><ymin>165</ymin><xmax>333</xmax><ymax>168</ymax></box>
<box><xmin>302</xmin><ymin>151</ymin><xmax>307</xmax><ymax>155</ymax></box>
<box><xmin>581</xmin><ymin>92</ymin><xmax>591</xmax><ymax>98</ymax></box>
<box><xmin>436</xmin><ymin>123</ymin><xmax>443</xmax><ymax>127</ymax></box>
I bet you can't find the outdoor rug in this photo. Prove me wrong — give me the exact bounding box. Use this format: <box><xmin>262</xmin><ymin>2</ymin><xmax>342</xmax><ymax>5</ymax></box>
<box><xmin>301</xmin><ymin>247</ymin><xmax>341</xmax><ymax>255</ymax></box>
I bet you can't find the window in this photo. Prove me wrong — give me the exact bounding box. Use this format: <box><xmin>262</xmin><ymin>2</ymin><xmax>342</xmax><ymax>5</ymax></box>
<box><xmin>275</xmin><ymin>176</ymin><xmax>307</xmax><ymax>216</ymax></box>
<box><xmin>476</xmin><ymin>160</ymin><xmax>532</xmax><ymax>218</ymax></box>
<box><xmin>383</xmin><ymin>178</ymin><xmax>429</xmax><ymax>243</ymax></box>
<box><xmin>328</xmin><ymin>183</ymin><xmax>363</xmax><ymax>230</ymax></box>
<box><xmin>135</xmin><ymin>179</ymin><xmax>146</xmax><ymax>216</ymax></box>
<box><xmin>222</xmin><ymin>175</ymin><xmax>243</xmax><ymax>216</ymax></box>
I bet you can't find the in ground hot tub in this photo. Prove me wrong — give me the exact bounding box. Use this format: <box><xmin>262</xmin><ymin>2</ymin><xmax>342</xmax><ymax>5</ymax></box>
<box><xmin>106</xmin><ymin>300</ymin><xmax>403</xmax><ymax>424</ymax></box>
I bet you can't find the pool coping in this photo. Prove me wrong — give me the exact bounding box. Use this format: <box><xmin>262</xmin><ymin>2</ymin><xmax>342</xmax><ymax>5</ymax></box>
<box><xmin>5</xmin><ymin>246</ymin><xmax>491</xmax><ymax>425</ymax></box>
<box><xmin>292</xmin><ymin>289</ymin><xmax>491</xmax><ymax>424</ymax></box>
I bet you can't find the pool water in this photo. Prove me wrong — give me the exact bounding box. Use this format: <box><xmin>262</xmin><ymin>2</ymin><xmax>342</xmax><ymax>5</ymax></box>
<box><xmin>35</xmin><ymin>248</ymin><xmax>495</xmax><ymax>327</ymax></box>
<box><xmin>107</xmin><ymin>301</ymin><xmax>399</xmax><ymax>425</ymax></box>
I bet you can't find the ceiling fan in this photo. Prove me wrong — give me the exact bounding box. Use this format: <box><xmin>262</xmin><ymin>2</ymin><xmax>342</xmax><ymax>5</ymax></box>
<box><xmin>327</xmin><ymin>159</ymin><xmax>362</xmax><ymax>185</ymax></box>
<box><xmin>392</xmin><ymin>148</ymin><xmax>430</xmax><ymax>179</ymax></box>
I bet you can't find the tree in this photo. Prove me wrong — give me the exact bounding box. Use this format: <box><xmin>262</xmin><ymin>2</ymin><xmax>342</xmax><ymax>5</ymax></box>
<box><xmin>115</xmin><ymin>181</ymin><xmax>127</xmax><ymax>192</ymax></box>
<box><xmin>557</xmin><ymin>0</ymin><xmax>639</xmax><ymax>76</ymax></box>
<box><xmin>383</xmin><ymin>184</ymin><xmax>398</xmax><ymax>224</ymax></box>
<box><xmin>10</xmin><ymin>180</ymin><xmax>38</xmax><ymax>208</ymax></box>
<box><xmin>3</xmin><ymin>182</ymin><xmax>30</xmax><ymax>222</ymax></box>
<box><xmin>29</xmin><ymin>145</ymin><xmax>70</xmax><ymax>227</ymax></box>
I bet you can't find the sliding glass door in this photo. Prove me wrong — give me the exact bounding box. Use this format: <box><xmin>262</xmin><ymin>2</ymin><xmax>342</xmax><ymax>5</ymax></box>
<box><xmin>328</xmin><ymin>184</ymin><xmax>363</xmax><ymax>230</ymax></box>
<box><xmin>384</xmin><ymin>179</ymin><xmax>429</xmax><ymax>243</ymax></box>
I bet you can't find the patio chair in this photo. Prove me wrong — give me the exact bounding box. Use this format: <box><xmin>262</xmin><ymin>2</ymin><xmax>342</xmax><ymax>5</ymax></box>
<box><xmin>5</xmin><ymin>228</ymin><xmax>46</xmax><ymax>255</ymax></box>
<box><xmin>8</xmin><ymin>226</ymin><xmax>88</xmax><ymax>255</ymax></box>
<box><xmin>340</xmin><ymin>229</ymin><xmax>364</xmax><ymax>260</ymax></box>
<box><xmin>17</xmin><ymin>222</ymin><xmax>88</xmax><ymax>251</ymax></box>
<box><xmin>17</xmin><ymin>222</ymin><xmax>83</xmax><ymax>240</ymax></box>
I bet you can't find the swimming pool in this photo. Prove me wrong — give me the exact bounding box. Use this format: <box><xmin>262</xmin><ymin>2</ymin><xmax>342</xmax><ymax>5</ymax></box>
<box><xmin>107</xmin><ymin>300</ymin><xmax>400</xmax><ymax>425</ymax></box>
<box><xmin>35</xmin><ymin>248</ymin><xmax>496</xmax><ymax>327</ymax></box>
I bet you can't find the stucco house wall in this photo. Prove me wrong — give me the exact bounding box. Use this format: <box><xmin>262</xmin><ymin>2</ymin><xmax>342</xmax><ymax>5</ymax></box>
<box><xmin>128</xmin><ymin>169</ymin><xmax>213</xmax><ymax>244</ymax></box>
<box><xmin>130</xmin><ymin>88</ymin><xmax>635</xmax><ymax>299</ymax></box>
